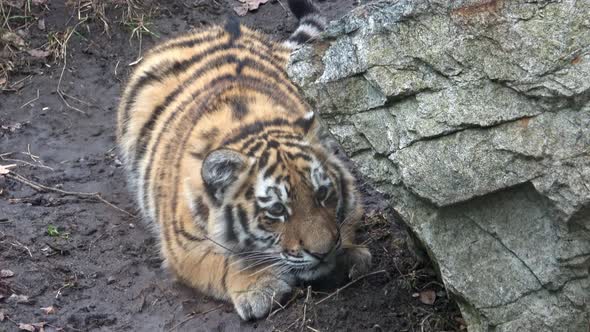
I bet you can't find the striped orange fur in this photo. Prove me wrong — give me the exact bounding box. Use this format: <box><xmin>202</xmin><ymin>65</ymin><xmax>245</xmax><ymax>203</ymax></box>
<box><xmin>117</xmin><ymin>0</ymin><xmax>370</xmax><ymax>320</ymax></box>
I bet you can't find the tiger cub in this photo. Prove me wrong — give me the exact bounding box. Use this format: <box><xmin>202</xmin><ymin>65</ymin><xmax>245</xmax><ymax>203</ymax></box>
<box><xmin>117</xmin><ymin>0</ymin><xmax>371</xmax><ymax>320</ymax></box>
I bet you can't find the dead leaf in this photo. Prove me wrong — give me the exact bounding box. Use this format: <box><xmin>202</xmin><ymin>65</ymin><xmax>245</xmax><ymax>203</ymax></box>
<box><xmin>0</xmin><ymin>310</ymin><xmax>5</xmax><ymax>321</ymax></box>
<box><xmin>40</xmin><ymin>306</ymin><xmax>56</xmax><ymax>314</ymax></box>
<box><xmin>18</xmin><ymin>323</ymin><xmax>36</xmax><ymax>332</ymax></box>
<box><xmin>8</xmin><ymin>293</ymin><xmax>30</xmax><ymax>304</ymax></box>
<box><xmin>1</xmin><ymin>32</ymin><xmax>26</xmax><ymax>49</ymax></box>
<box><xmin>17</xmin><ymin>322</ymin><xmax>46</xmax><ymax>332</ymax></box>
<box><xmin>28</xmin><ymin>49</ymin><xmax>50</xmax><ymax>59</ymax></box>
<box><xmin>233</xmin><ymin>0</ymin><xmax>269</xmax><ymax>15</ymax></box>
<box><xmin>233</xmin><ymin>5</ymin><xmax>248</xmax><ymax>16</ymax></box>
<box><xmin>0</xmin><ymin>164</ymin><xmax>16</xmax><ymax>175</ymax></box>
<box><xmin>38</xmin><ymin>19</ymin><xmax>46</xmax><ymax>31</ymax></box>
<box><xmin>0</xmin><ymin>269</ymin><xmax>14</xmax><ymax>278</ymax></box>
<box><xmin>32</xmin><ymin>0</ymin><xmax>48</xmax><ymax>5</ymax></box>
<box><xmin>418</xmin><ymin>289</ymin><xmax>436</xmax><ymax>305</ymax></box>
<box><xmin>6</xmin><ymin>0</ymin><xmax>24</xmax><ymax>8</ymax></box>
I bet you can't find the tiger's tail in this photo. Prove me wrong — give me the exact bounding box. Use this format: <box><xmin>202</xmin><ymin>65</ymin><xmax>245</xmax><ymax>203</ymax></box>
<box><xmin>283</xmin><ymin>0</ymin><xmax>326</xmax><ymax>49</ymax></box>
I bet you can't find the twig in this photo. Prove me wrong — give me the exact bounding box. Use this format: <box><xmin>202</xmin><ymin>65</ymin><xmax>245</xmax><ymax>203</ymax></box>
<box><xmin>301</xmin><ymin>286</ymin><xmax>311</xmax><ymax>332</ymax></box>
<box><xmin>56</xmin><ymin>21</ymin><xmax>92</xmax><ymax>114</ymax></box>
<box><xmin>268</xmin><ymin>288</ymin><xmax>303</xmax><ymax>318</ymax></box>
<box><xmin>10</xmin><ymin>240</ymin><xmax>32</xmax><ymax>257</ymax></box>
<box><xmin>5</xmin><ymin>172</ymin><xmax>135</xmax><ymax>217</ymax></box>
<box><xmin>1</xmin><ymin>152</ymin><xmax>54</xmax><ymax>171</ymax></box>
<box><xmin>166</xmin><ymin>304</ymin><xmax>223</xmax><ymax>332</ymax></box>
<box><xmin>20</xmin><ymin>89</ymin><xmax>39</xmax><ymax>108</ymax></box>
<box><xmin>315</xmin><ymin>270</ymin><xmax>387</xmax><ymax>305</ymax></box>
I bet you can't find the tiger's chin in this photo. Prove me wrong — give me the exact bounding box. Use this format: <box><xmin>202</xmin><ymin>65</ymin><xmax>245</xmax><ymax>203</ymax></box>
<box><xmin>292</xmin><ymin>259</ymin><xmax>337</xmax><ymax>281</ymax></box>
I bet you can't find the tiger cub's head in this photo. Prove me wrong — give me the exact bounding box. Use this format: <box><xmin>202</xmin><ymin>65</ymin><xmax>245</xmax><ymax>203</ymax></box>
<box><xmin>197</xmin><ymin>116</ymin><xmax>362</xmax><ymax>280</ymax></box>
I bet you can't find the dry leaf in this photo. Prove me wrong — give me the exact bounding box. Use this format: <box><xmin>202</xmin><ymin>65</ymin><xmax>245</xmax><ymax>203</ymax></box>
<box><xmin>6</xmin><ymin>0</ymin><xmax>24</xmax><ymax>8</ymax></box>
<box><xmin>18</xmin><ymin>323</ymin><xmax>36</xmax><ymax>332</ymax></box>
<box><xmin>418</xmin><ymin>289</ymin><xmax>436</xmax><ymax>305</ymax></box>
<box><xmin>8</xmin><ymin>293</ymin><xmax>30</xmax><ymax>304</ymax></box>
<box><xmin>38</xmin><ymin>19</ymin><xmax>46</xmax><ymax>31</ymax></box>
<box><xmin>0</xmin><ymin>164</ymin><xmax>16</xmax><ymax>175</ymax></box>
<box><xmin>233</xmin><ymin>5</ymin><xmax>248</xmax><ymax>16</ymax></box>
<box><xmin>1</xmin><ymin>31</ymin><xmax>26</xmax><ymax>48</ymax></box>
<box><xmin>0</xmin><ymin>310</ymin><xmax>5</xmax><ymax>322</ymax></box>
<box><xmin>28</xmin><ymin>49</ymin><xmax>51</xmax><ymax>59</ymax></box>
<box><xmin>0</xmin><ymin>269</ymin><xmax>14</xmax><ymax>278</ymax></box>
<box><xmin>233</xmin><ymin>0</ymin><xmax>269</xmax><ymax>16</ymax></box>
<box><xmin>32</xmin><ymin>0</ymin><xmax>48</xmax><ymax>5</ymax></box>
<box><xmin>40</xmin><ymin>306</ymin><xmax>56</xmax><ymax>314</ymax></box>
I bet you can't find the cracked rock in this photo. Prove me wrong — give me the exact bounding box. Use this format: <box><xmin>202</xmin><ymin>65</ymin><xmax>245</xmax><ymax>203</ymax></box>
<box><xmin>288</xmin><ymin>0</ymin><xmax>590</xmax><ymax>330</ymax></box>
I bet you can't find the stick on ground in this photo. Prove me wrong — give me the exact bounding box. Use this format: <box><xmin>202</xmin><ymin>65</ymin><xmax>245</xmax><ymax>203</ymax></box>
<box><xmin>5</xmin><ymin>172</ymin><xmax>135</xmax><ymax>218</ymax></box>
<box><xmin>315</xmin><ymin>270</ymin><xmax>388</xmax><ymax>305</ymax></box>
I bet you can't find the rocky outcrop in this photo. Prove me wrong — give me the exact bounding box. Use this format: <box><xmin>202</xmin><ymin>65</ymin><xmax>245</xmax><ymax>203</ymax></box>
<box><xmin>288</xmin><ymin>0</ymin><xmax>590</xmax><ymax>331</ymax></box>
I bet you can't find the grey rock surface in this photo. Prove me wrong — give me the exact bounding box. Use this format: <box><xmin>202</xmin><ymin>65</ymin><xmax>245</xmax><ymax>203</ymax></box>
<box><xmin>288</xmin><ymin>0</ymin><xmax>590</xmax><ymax>330</ymax></box>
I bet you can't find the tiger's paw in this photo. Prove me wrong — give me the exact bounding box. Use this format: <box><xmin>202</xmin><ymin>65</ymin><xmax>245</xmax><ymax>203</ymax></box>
<box><xmin>231</xmin><ymin>277</ymin><xmax>292</xmax><ymax>321</ymax></box>
<box><xmin>343</xmin><ymin>246</ymin><xmax>372</xmax><ymax>280</ymax></box>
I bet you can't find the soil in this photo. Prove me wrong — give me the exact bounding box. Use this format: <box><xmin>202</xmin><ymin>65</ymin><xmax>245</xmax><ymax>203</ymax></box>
<box><xmin>0</xmin><ymin>1</ymin><xmax>463</xmax><ymax>331</ymax></box>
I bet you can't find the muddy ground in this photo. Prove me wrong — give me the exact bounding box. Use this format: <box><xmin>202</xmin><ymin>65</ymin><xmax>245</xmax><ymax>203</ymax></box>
<box><xmin>0</xmin><ymin>1</ymin><xmax>462</xmax><ymax>331</ymax></box>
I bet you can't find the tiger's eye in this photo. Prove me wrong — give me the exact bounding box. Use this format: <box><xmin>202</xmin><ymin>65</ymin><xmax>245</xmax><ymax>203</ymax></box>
<box><xmin>316</xmin><ymin>186</ymin><xmax>328</xmax><ymax>201</ymax></box>
<box><xmin>268</xmin><ymin>203</ymin><xmax>286</xmax><ymax>216</ymax></box>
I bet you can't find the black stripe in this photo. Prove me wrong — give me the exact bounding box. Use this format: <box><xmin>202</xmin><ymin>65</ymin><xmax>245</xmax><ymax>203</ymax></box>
<box><xmin>286</xmin><ymin>151</ymin><xmax>312</xmax><ymax>162</ymax></box>
<box><xmin>224</xmin><ymin>205</ymin><xmax>238</xmax><ymax>243</ymax></box>
<box><xmin>267</xmin><ymin>140</ymin><xmax>280</xmax><ymax>148</ymax></box>
<box><xmin>293</xmin><ymin>113</ymin><xmax>315</xmax><ymax>133</ymax></box>
<box><xmin>335</xmin><ymin>167</ymin><xmax>349</xmax><ymax>224</ymax></box>
<box><xmin>194</xmin><ymin>196</ymin><xmax>210</xmax><ymax>226</ymax></box>
<box><xmin>246</xmin><ymin>141</ymin><xmax>264</xmax><ymax>156</ymax></box>
<box><xmin>229</xmin><ymin>97</ymin><xmax>249</xmax><ymax>120</ymax></box>
<box><xmin>237</xmin><ymin>204</ymin><xmax>252</xmax><ymax>238</ymax></box>
<box><xmin>287</xmin><ymin>0</ymin><xmax>318</xmax><ymax>20</ymax></box>
<box><xmin>179</xmin><ymin>229</ymin><xmax>205</xmax><ymax>242</ymax></box>
<box><xmin>288</xmin><ymin>31</ymin><xmax>313</xmax><ymax>46</ymax></box>
<box><xmin>264</xmin><ymin>161</ymin><xmax>279</xmax><ymax>179</ymax></box>
<box><xmin>200</xmin><ymin>127</ymin><xmax>220</xmax><ymax>140</ymax></box>
<box><xmin>222</xmin><ymin>119</ymin><xmax>290</xmax><ymax>146</ymax></box>
<box><xmin>245</xmin><ymin>187</ymin><xmax>254</xmax><ymax>199</ymax></box>
<box><xmin>258</xmin><ymin>150</ymin><xmax>270</xmax><ymax>169</ymax></box>
<box><xmin>221</xmin><ymin>258</ymin><xmax>229</xmax><ymax>293</ymax></box>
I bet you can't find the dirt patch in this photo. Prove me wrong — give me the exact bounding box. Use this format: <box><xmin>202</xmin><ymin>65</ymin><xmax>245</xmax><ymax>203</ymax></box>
<box><xmin>0</xmin><ymin>1</ymin><xmax>463</xmax><ymax>331</ymax></box>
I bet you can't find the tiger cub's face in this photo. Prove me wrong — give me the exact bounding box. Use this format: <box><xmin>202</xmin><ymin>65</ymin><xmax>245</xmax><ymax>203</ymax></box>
<box><xmin>199</xmin><ymin>137</ymin><xmax>361</xmax><ymax>280</ymax></box>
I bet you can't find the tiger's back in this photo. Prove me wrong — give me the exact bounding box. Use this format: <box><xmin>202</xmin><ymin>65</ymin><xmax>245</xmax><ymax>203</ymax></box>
<box><xmin>117</xmin><ymin>0</ymin><xmax>371</xmax><ymax>321</ymax></box>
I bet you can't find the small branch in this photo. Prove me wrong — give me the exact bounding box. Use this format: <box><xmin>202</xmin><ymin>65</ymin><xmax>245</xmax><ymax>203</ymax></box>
<box><xmin>315</xmin><ymin>270</ymin><xmax>387</xmax><ymax>305</ymax></box>
<box><xmin>5</xmin><ymin>172</ymin><xmax>135</xmax><ymax>218</ymax></box>
<box><xmin>301</xmin><ymin>286</ymin><xmax>311</xmax><ymax>332</ymax></box>
<box><xmin>20</xmin><ymin>88</ymin><xmax>39</xmax><ymax>108</ymax></box>
<box><xmin>166</xmin><ymin>304</ymin><xmax>223</xmax><ymax>332</ymax></box>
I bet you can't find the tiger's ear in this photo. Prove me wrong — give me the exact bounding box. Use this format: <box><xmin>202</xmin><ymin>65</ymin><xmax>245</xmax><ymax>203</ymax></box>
<box><xmin>201</xmin><ymin>148</ymin><xmax>246</xmax><ymax>204</ymax></box>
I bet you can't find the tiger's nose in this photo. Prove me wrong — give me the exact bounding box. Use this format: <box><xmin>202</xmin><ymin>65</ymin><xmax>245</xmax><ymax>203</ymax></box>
<box><xmin>285</xmin><ymin>248</ymin><xmax>302</xmax><ymax>258</ymax></box>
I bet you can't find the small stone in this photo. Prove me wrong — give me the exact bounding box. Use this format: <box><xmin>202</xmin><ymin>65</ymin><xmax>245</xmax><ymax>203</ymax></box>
<box><xmin>0</xmin><ymin>269</ymin><xmax>14</xmax><ymax>278</ymax></box>
<box><xmin>107</xmin><ymin>276</ymin><xmax>116</xmax><ymax>285</ymax></box>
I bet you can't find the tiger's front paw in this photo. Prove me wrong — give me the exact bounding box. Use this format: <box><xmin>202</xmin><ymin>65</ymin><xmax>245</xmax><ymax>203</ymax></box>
<box><xmin>342</xmin><ymin>246</ymin><xmax>372</xmax><ymax>280</ymax></box>
<box><xmin>231</xmin><ymin>277</ymin><xmax>292</xmax><ymax>321</ymax></box>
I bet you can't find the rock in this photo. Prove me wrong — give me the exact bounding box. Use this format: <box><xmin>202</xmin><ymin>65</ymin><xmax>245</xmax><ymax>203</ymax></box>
<box><xmin>288</xmin><ymin>0</ymin><xmax>590</xmax><ymax>331</ymax></box>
